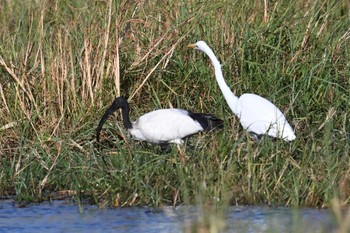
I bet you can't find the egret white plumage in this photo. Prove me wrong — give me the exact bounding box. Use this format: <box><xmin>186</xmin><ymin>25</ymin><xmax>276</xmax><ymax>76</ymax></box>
<box><xmin>96</xmin><ymin>96</ymin><xmax>224</xmax><ymax>151</ymax></box>
<box><xmin>187</xmin><ymin>41</ymin><xmax>296</xmax><ymax>141</ymax></box>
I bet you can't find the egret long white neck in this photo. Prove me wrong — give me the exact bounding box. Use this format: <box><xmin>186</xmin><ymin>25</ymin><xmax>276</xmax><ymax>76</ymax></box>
<box><xmin>202</xmin><ymin>45</ymin><xmax>239</xmax><ymax>115</ymax></box>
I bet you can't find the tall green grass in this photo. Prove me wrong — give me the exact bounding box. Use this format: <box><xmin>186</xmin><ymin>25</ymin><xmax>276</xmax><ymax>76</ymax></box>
<box><xmin>0</xmin><ymin>0</ymin><xmax>350</xmax><ymax>213</ymax></box>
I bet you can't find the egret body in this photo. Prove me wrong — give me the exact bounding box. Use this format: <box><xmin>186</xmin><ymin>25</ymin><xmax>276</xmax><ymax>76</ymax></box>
<box><xmin>188</xmin><ymin>41</ymin><xmax>296</xmax><ymax>141</ymax></box>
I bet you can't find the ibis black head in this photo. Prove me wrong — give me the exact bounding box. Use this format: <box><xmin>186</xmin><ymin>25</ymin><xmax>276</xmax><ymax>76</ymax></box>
<box><xmin>96</xmin><ymin>96</ymin><xmax>131</xmax><ymax>143</ymax></box>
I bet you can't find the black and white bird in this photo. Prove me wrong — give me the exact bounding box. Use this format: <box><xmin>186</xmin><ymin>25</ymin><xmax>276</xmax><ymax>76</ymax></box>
<box><xmin>96</xmin><ymin>96</ymin><xmax>224</xmax><ymax>151</ymax></box>
<box><xmin>188</xmin><ymin>41</ymin><xmax>296</xmax><ymax>141</ymax></box>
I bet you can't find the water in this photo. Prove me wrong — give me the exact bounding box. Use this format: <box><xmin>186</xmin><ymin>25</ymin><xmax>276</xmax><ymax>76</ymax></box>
<box><xmin>0</xmin><ymin>199</ymin><xmax>338</xmax><ymax>233</ymax></box>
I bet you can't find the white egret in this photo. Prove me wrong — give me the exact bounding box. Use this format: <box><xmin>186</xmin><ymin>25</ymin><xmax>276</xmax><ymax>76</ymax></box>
<box><xmin>96</xmin><ymin>96</ymin><xmax>224</xmax><ymax>151</ymax></box>
<box><xmin>188</xmin><ymin>41</ymin><xmax>296</xmax><ymax>141</ymax></box>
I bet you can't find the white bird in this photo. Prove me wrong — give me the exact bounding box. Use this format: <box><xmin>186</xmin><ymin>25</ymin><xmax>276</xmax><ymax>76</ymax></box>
<box><xmin>96</xmin><ymin>96</ymin><xmax>224</xmax><ymax>151</ymax></box>
<box><xmin>187</xmin><ymin>41</ymin><xmax>296</xmax><ymax>141</ymax></box>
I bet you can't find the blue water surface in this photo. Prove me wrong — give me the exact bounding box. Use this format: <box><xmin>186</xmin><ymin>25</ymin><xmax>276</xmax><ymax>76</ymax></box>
<box><xmin>0</xmin><ymin>199</ymin><xmax>338</xmax><ymax>233</ymax></box>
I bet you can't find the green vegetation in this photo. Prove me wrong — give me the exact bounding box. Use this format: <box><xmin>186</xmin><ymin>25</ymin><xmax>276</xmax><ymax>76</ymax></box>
<box><xmin>0</xmin><ymin>0</ymin><xmax>349</xmax><ymax>213</ymax></box>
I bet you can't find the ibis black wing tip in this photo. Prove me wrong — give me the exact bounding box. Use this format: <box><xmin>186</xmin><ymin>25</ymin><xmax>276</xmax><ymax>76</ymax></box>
<box><xmin>208</xmin><ymin>116</ymin><xmax>224</xmax><ymax>130</ymax></box>
<box><xmin>187</xmin><ymin>111</ymin><xmax>224</xmax><ymax>131</ymax></box>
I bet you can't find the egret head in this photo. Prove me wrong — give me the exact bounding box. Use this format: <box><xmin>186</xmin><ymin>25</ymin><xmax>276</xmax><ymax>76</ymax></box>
<box><xmin>187</xmin><ymin>40</ymin><xmax>220</xmax><ymax>69</ymax></box>
<box><xmin>187</xmin><ymin>41</ymin><xmax>209</xmax><ymax>52</ymax></box>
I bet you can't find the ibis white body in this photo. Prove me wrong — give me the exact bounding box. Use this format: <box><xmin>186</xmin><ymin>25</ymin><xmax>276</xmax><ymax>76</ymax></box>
<box><xmin>129</xmin><ymin>109</ymin><xmax>203</xmax><ymax>144</ymax></box>
<box><xmin>188</xmin><ymin>41</ymin><xmax>296</xmax><ymax>141</ymax></box>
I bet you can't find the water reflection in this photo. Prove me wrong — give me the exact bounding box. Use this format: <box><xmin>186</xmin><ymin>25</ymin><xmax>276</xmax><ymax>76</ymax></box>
<box><xmin>0</xmin><ymin>199</ymin><xmax>337</xmax><ymax>233</ymax></box>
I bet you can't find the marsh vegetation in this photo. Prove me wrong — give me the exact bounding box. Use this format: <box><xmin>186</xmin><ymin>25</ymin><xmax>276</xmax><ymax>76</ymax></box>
<box><xmin>0</xmin><ymin>0</ymin><xmax>349</xmax><ymax>215</ymax></box>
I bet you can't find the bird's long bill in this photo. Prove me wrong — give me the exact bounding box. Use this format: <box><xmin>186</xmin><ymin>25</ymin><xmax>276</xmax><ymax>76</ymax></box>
<box><xmin>96</xmin><ymin>99</ymin><xmax>120</xmax><ymax>142</ymax></box>
<box><xmin>187</xmin><ymin>43</ymin><xmax>197</xmax><ymax>49</ymax></box>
